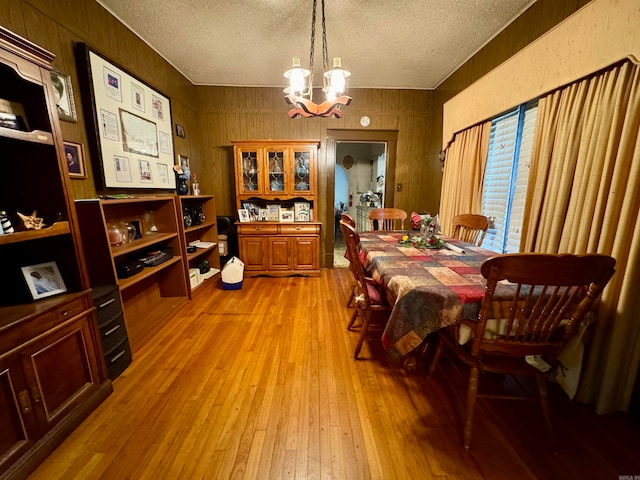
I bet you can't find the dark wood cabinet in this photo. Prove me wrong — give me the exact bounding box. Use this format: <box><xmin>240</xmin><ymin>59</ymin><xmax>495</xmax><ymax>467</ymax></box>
<box><xmin>0</xmin><ymin>27</ymin><xmax>111</xmax><ymax>479</ymax></box>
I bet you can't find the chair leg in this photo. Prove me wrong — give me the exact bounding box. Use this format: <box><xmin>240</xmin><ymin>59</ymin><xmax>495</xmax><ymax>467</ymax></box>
<box><xmin>347</xmin><ymin>309</ymin><xmax>359</xmax><ymax>330</ymax></box>
<box><xmin>464</xmin><ymin>366</ymin><xmax>480</xmax><ymax>450</ymax></box>
<box><xmin>535</xmin><ymin>375</ymin><xmax>555</xmax><ymax>450</ymax></box>
<box><xmin>427</xmin><ymin>338</ymin><xmax>444</xmax><ymax>377</ymax></box>
<box><xmin>354</xmin><ymin>310</ymin><xmax>371</xmax><ymax>359</ymax></box>
<box><xmin>346</xmin><ymin>289</ymin><xmax>355</xmax><ymax>308</ymax></box>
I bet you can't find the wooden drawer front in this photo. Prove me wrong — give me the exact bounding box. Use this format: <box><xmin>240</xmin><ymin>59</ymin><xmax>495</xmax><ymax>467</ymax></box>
<box><xmin>55</xmin><ymin>298</ymin><xmax>86</xmax><ymax>321</ymax></box>
<box><xmin>279</xmin><ymin>224</ymin><xmax>319</xmax><ymax>235</ymax></box>
<box><xmin>237</xmin><ymin>224</ymin><xmax>278</xmax><ymax>235</ymax></box>
<box><xmin>98</xmin><ymin>313</ymin><xmax>128</xmax><ymax>353</ymax></box>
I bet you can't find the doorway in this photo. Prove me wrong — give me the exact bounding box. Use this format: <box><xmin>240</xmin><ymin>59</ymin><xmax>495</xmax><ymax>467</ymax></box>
<box><xmin>324</xmin><ymin>129</ymin><xmax>398</xmax><ymax>268</ymax></box>
<box><xmin>334</xmin><ymin>142</ymin><xmax>386</xmax><ymax>267</ymax></box>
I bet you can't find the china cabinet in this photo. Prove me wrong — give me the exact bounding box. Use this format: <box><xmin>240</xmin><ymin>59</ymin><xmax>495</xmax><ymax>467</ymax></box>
<box><xmin>233</xmin><ymin>140</ymin><xmax>318</xmax><ymax>205</ymax></box>
<box><xmin>0</xmin><ymin>27</ymin><xmax>111</xmax><ymax>480</ymax></box>
<box><xmin>75</xmin><ymin>196</ymin><xmax>189</xmax><ymax>352</ymax></box>
<box><xmin>232</xmin><ymin>140</ymin><xmax>321</xmax><ymax>277</ymax></box>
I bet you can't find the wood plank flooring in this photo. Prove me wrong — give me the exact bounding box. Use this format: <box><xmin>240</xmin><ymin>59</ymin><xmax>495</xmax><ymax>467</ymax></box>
<box><xmin>28</xmin><ymin>269</ymin><xmax>640</xmax><ymax>479</ymax></box>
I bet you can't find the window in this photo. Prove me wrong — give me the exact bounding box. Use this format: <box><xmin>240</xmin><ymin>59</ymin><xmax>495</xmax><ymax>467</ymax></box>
<box><xmin>482</xmin><ymin>101</ymin><xmax>538</xmax><ymax>253</ymax></box>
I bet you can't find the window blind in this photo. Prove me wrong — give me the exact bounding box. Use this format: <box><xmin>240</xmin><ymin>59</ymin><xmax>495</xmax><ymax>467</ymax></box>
<box><xmin>482</xmin><ymin>102</ymin><xmax>538</xmax><ymax>253</ymax></box>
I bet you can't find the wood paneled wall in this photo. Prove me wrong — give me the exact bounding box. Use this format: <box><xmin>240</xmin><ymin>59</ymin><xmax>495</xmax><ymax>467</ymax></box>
<box><xmin>0</xmin><ymin>0</ymin><xmax>588</xmax><ymax>267</ymax></box>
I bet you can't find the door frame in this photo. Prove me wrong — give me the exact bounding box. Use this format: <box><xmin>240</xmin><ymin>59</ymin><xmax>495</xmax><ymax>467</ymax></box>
<box><xmin>323</xmin><ymin>129</ymin><xmax>398</xmax><ymax>268</ymax></box>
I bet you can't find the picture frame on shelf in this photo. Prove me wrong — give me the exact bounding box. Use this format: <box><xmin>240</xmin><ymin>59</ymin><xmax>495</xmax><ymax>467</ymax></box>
<box><xmin>21</xmin><ymin>261</ymin><xmax>67</xmax><ymax>300</ymax></box>
<box><xmin>63</xmin><ymin>140</ymin><xmax>87</xmax><ymax>178</ymax></box>
<box><xmin>267</xmin><ymin>204</ymin><xmax>280</xmax><ymax>221</ymax></box>
<box><xmin>242</xmin><ymin>202</ymin><xmax>259</xmax><ymax>221</ymax></box>
<box><xmin>238</xmin><ymin>208</ymin><xmax>250</xmax><ymax>223</ymax></box>
<box><xmin>280</xmin><ymin>208</ymin><xmax>294</xmax><ymax>222</ymax></box>
<box><xmin>258</xmin><ymin>208</ymin><xmax>268</xmax><ymax>221</ymax></box>
<box><xmin>51</xmin><ymin>71</ymin><xmax>77</xmax><ymax>122</ymax></box>
<box><xmin>294</xmin><ymin>202</ymin><xmax>310</xmax><ymax>222</ymax></box>
<box><xmin>0</xmin><ymin>98</ymin><xmax>29</xmax><ymax>131</ymax></box>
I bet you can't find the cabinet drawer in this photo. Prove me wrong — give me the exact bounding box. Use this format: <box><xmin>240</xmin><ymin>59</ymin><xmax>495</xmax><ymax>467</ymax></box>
<box><xmin>237</xmin><ymin>224</ymin><xmax>278</xmax><ymax>235</ymax></box>
<box><xmin>55</xmin><ymin>298</ymin><xmax>86</xmax><ymax>320</ymax></box>
<box><xmin>105</xmin><ymin>338</ymin><xmax>132</xmax><ymax>380</ymax></box>
<box><xmin>279</xmin><ymin>224</ymin><xmax>319</xmax><ymax>235</ymax></box>
<box><xmin>98</xmin><ymin>313</ymin><xmax>128</xmax><ymax>353</ymax></box>
<box><xmin>91</xmin><ymin>286</ymin><xmax>122</xmax><ymax>326</ymax></box>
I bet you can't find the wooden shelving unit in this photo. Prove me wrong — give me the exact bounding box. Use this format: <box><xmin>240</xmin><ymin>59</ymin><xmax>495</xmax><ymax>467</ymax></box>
<box><xmin>176</xmin><ymin>195</ymin><xmax>221</xmax><ymax>296</ymax></box>
<box><xmin>75</xmin><ymin>196</ymin><xmax>189</xmax><ymax>352</ymax></box>
<box><xmin>0</xmin><ymin>26</ymin><xmax>111</xmax><ymax>480</ymax></box>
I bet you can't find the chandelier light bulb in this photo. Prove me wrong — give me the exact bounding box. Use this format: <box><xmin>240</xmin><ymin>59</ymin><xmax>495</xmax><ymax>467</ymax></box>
<box><xmin>284</xmin><ymin>56</ymin><xmax>311</xmax><ymax>97</ymax></box>
<box><xmin>324</xmin><ymin>57</ymin><xmax>351</xmax><ymax>98</ymax></box>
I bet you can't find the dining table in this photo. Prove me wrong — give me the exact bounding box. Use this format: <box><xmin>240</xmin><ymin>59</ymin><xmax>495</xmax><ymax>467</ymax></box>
<box><xmin>357</xmin><ymin>231</ymin><xmax>497</xmax><ymax>360</ymax></box>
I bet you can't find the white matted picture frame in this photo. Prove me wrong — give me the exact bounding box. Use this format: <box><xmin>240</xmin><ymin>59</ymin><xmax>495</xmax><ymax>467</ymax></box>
<box><xmin>280</xmin><ymin>208</ymin><xmax>294</xmax><ymax>222</ymax></box>
<box><xmin>63</xmin><ymin>140</ymin><xmax>87</xmax><ymax>178</ymax></box>
<box><xmin>238</xmin><ymin>209</ymin><xmax>250</xmax><ymax>223</ymax></box>
<box><xmin>294</xmin><ymin>202</ymin><xmax>310</xmax><ymax>222</ymax></box>
<box><xmin>21</xmin><ymin>261</ymin><xmax>67</xmax><ymax>300</ymax></box>
<box><xmin>51</xmin><ymin>71</ymin><xmax>77</xmax><ymax>123</ymax></box>
<box><xmin>75</xmin><ymin>43</ymin><xmax>176</xmax><ymax>190</ymax></box>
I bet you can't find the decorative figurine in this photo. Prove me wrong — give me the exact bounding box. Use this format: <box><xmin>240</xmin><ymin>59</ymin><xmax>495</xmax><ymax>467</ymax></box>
<box><xmin>17</xmin><ymin>210</ymin><xmax>46</xmax><ymax>230</ymax></box>
<box><xmin>0</xmin><ymin>210</ymin><xmax>13</xmax><ymax>233</ymax></box>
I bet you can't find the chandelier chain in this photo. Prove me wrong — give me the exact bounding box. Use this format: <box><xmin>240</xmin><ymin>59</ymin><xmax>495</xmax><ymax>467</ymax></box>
<box><xmin>321</xmin><ymin>0</ymin><xmax>328</xmax><ymax>72</ymax></box>
<box><xmin>309</xmin><ymin>0</ymin><xmax>317</xmax><ymax>80</ymax></box>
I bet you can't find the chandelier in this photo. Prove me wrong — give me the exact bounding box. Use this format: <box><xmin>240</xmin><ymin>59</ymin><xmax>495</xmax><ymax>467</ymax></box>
<box><xmin>283</xmin><ymin>0</ymin><xmax>352</xmax><ymax>118</ymax></box>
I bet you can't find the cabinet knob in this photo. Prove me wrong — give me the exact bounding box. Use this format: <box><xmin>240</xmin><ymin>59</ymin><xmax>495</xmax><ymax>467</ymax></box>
<box><xmin>61</xmin><ymin>309</ymin><xmax>69</xmax><ymax>316</ymax></box>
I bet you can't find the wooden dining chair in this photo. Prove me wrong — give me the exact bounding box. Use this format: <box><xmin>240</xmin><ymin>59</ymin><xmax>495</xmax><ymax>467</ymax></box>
<box><xmin>340</xmin><ymin>212</ymin><xmax>358</xmax><ymax>308</ymax></box>
<box><xmin>368</xmin><ymin>208</ymin><xmax>407</xmax><ymax>231</ymax></box>
<box><xmin>451</xmin><ymin>213</ymin><xmax>489</xmax><ymax>246</ymax></box>
<box><xmin>428</xmin><ymin>253</ymin><xmax>615</xmax><ymax>450</ymax></box>
<box><xmin>339</xmin><ymin>220</ymin><xmax>391</xmax><ymax>358</ymax></box>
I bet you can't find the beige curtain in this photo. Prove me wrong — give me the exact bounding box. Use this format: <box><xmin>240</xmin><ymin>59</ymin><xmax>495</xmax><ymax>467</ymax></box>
<box><xmin>521</xmin><ymin>60</ymin><xmax>640</xmax><ymax>413</ymax></box>
<box><xmin>439</xmin><ymin>122</ymin><xmax>491</xmax><ymax>235</ymax></box>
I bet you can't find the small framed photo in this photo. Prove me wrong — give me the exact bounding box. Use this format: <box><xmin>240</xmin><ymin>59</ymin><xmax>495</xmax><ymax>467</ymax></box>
<box><xmin>21</xmin><ymin>261</ymin><xmax>67</xmax><ymax>300</ymax></box>
<box><xmin>238</xmin><ymin>208</ymin><xmax>250</xmax><ymax>223</ymax></box>
<box><xmin>63</xmin><ymin>141</ymin><xmax>87</xmax><ymax>178</ymax></box>
<box><xmin>258</xmin><ymin>208</ymin><xmax>268</xmax><ymax>221</ymax></box>
<box><xmin>0</xmin><ymin>98</ymin><xmax>29</xmax><ymax>131</ymax></box>
<box><xmin>294</xmin><ymin>202</ymin><xmax>310</xmax><ymax>222</ymax></box>
<box><xmin>51</xmin><ymin>71</ymin><xmax>77</xmax><ymax>122</ymax></box>
<box><xmin>175</xmin><ymin>124</ymin><xmax>186</xmax><ymax>138</ymax></box>
<box><xmin>280</xmin><ymin>208</ymin><xmax>294</xmax><ymax>222</ymax></box>
<box><xmin>267</xmin><ymin>204</ymin><xmax>280</xmax><ymax>222</ymax></box>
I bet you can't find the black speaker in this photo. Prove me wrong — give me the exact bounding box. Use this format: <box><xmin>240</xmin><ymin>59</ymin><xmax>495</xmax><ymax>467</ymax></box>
<box><xmin>183</xmin><ymin>204</ymin><xmax>192</xmax><ymax>228</ymax></box>
<box><xmin>191</xmin><ymin>203</ymin><xmax>205</xmax><ymax>225</ymax></box>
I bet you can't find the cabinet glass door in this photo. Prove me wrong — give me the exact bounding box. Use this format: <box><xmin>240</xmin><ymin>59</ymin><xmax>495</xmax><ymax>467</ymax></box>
<box><xmin>266</xmin><ymin>149</ymin><xmax>286</xmax><ymax>195</ymax></box>
<box><xmin>292</xmin><ymin>150</ymin><xmax>311</xmax><ymax>194</ymax></box>
<box><xmin>240</xmin><ymin>150</ymin><xmax>260</xmax><ymax>193</ymax></box>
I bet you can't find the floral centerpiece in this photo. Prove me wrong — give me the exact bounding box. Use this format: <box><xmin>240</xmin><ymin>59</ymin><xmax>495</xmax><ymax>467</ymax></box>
<box><xmin>400</xmin><ymin>212</ymin><xmax>444</xmax><ymax>249</ymax></box>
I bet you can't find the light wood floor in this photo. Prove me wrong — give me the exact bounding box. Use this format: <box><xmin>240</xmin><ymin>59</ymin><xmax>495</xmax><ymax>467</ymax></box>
<box><xmin>29</xmin><ymin>269</ymin><xmax>640</xmax><ymax>479</ymax></box>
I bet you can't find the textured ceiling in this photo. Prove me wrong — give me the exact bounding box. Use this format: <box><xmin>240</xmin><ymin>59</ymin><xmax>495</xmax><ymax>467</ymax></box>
<box><xmin>97</xmin><ymin>0</ymin><xmax>536</xmax><ymax>90</ymax></box>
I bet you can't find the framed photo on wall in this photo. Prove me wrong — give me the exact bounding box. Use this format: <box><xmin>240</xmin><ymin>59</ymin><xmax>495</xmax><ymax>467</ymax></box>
<box><xmin>63</xmin><ymin>141</ymin><xmax>87</xmax><ymax>178</ymax></box>
<box><xmin>51</xmin><ymin>71</ymin><xmax>77</xmax><ymax>122</ymax></box>
<box><xmin>74</xmin><ymin>43</ymin><xmax>176</xmax><ymax>190</ymax></box>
